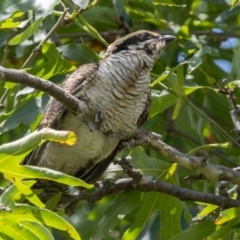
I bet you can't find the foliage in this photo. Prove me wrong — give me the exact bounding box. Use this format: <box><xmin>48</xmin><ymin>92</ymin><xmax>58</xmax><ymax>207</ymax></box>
<box><xmin>0</xmin><ymin>0</ymin><xmax>240</xmax><ymax>239</ymax></box>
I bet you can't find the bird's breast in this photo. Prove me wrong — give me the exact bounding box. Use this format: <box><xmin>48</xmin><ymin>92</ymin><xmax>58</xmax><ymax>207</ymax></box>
<box><xmin>39</xmin><ymin>112</ymin><xmax>119</xmax><ymax>176</ymax></box>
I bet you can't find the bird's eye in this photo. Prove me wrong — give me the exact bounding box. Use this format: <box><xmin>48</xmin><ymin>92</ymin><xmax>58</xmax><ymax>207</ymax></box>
<box><xmin>139</xmin><ymin>32</ymin><xmax>150</xmax><ymax>39</ymax></box>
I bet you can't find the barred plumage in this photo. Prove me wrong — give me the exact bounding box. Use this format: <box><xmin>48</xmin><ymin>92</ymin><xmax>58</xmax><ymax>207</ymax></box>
<box><xmin>23</xmin><ymin>30</ymin><xmax>176</xmax><ymax>183</ymax></box>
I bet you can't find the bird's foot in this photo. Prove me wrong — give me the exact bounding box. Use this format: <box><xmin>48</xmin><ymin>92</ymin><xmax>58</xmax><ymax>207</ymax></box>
<box><xmin>122</xmin><ymin>129</ymin><xmax>162</xmax><ymax>150</ymax></box>
<box><xmin>84</xmin><ymin>121</ymin><xmax>95</xmax><ymax>132</ymax></box>
<box><xmin>104</xmin><ymin>130</ymin><xmax>116</xmax><ymax>138</ymax></box>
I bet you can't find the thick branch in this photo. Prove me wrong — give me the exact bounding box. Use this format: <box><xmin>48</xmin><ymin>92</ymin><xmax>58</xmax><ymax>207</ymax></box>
<box><xmin>0</xmin><ymin>66</ymin><xmax>79</xmax><ymax>111</ymax></box>
<box><xmin>59</xmin><ymin>162</ymin><xmax>240</xmax><ymax>209</ymax></box>
<box><xmin>125</xmin><ymin>130</ymin><xmax>240</xmax><ymax>186</ymax></box>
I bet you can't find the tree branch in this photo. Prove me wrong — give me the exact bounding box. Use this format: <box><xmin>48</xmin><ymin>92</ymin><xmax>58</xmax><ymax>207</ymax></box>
<box><xmin>0</xmin><ymin>66</ymin><xmax>79</xmax><ymax>111</ymax></box>
<box><xmin>59</xmin><ymin>157</ymin><xmax>240</xmax><ymax>210</ymax></box>
<box><xmin>124</xmin><ymin>130</ymin><xmax>240</xmax><ymax>186</ymax></box>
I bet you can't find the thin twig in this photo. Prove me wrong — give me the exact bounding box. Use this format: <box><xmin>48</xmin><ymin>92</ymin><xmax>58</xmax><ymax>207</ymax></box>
<box><xmin>123</xmin><ymin>130</ymin><xmax>240</xmax><ymax>186</ymax></box>
<box><xmin>21</xmin><ymin>8</ymin><xmax>69</xmax><ymax>69</ymax></box>
<box><xmin>215</xmin><ymin>81</ymin><xmax>240</xmax><ymax>142</ymax></box>
<box><xmin>59</xmin><ymin>170</ymin><xmax>240</xmax><ymax>209</ymax></box>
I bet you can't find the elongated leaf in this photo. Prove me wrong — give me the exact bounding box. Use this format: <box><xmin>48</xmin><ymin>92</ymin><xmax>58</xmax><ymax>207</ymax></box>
<box><xmin>0</xmin><ymin>204</ymin><xmax>81</xmax><ymax>240</ymax></box>
<box><xmin>27</xmin><ymin>42</ymin><xmax>75</xmax><ymax>79</ymax></box>
<box><xmin>231</xmin><ymin>0</ymin><xmax>238</xmax><ymax>10</ymax></box>
<box><xmin>170</xmin><ymin>220</ymin><xmax>216</xmax><ymax>240</ymax></box>
<box><xmin>0</xmin><ymin>128</ymin><xmax>92</xmax><ymax>189</ymax></box>
<box><xmin>57</xmin><ymin>43</ymin><xmax>99</xmax><ymax>64</ymax></box>
<box><xmin>215</xmin><ymin>208</ymin><xmax>240</xmax><ymax>225</ymax></box>
<box><xmin>76</xmin><ymin>14</ymin><xmax>108</xmax><ymax>47</ymax></box>
<box><xmin>149</xmin><ymin>82</ymin><xmax>206</xmax><ymax>119</ymax></box>
<box><xmin>92</xmin><ymin>191</ymin><xmax>142</xmax><ymax>240</ymax></box>
<box><xmin>153</xmin><ymin>0</ymin><xmax>186</xmax><ymax>7</ymax></box>
<box><xmin>21</xmin><ymin>221</ymin><xmax>54</xmax><ymax>240</ymax></box>
<box><xmin>197</xmin><ymin>203</ymin><xmax>219</xmax><ymax>218</ymax></box>
<box><xmin>0</xmin><ymin>17</ymin><xmax>32</xmax><ymax>29</ymax></box>
<box><xmin>0</xmin><ymin>128</ymin><xmax>76</xmax><ymax>158</ymax></box>
<box><xmin>9</xmin><ymin>178</ymin><xmax>45</xmax><ymax>208</ymax></box>
<box><xmin>122</xmin><ymin>148</ymin><xmax>183</xmax><ymax>240</ymax></box>
<box><xmin>0</xmin><ymin>96</ymin><xmax>48</xmax><ymax>134</ymax></box>
<box><xmin>0</xmin><ymin>0</ymin><xmax>34</xmax><ymax>21</ymax></box>
<box><xmin>1</xmin><ymin>184</ymin><xmax>80</xmax><ymax>240</ymax></box>
<box><xmin>171</xmin><ymin>46</ymin><xmax>218</xmax><ymax>73</ymax></box>
<box><xmin>8</xmin><ymin>17</ymin><xmax>43</xmax><ymax>45</ymax></box>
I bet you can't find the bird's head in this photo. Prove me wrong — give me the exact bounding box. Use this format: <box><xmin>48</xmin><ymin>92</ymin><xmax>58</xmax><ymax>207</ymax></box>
<box><xmin>104</xmin><ymin>30</ymin><xmax>176</xmax><ymax>64</ymax></box>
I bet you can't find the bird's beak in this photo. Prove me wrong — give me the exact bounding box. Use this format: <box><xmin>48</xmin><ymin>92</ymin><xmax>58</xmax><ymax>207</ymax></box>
<box><xmin>162</xmin><ymin>35</ymin><xmax>176</xmax><ymax>44</ymax></box>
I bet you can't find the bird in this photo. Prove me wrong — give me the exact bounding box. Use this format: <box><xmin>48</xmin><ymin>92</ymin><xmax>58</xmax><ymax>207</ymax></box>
<box><xmin>23</xmin><ymin>30</ymin><xmax>176</xmax><ymax>184</ymax></box>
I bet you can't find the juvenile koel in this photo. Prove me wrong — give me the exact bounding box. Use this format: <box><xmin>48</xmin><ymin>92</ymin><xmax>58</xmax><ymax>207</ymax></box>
<box><xmin>24</xmin><ymin>30</ymin><xmax>176</xmax><ymax>183</ymax></box>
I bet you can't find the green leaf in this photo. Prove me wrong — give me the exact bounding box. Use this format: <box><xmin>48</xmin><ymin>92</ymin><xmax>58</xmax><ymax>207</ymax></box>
<box><xmin>0</xmin><ymin>128</ymin><xmax>92</xmax><ymax>189</ymax></box>
<box><xmin>92</xmin><ymin>191</ymin><xmax>142</xmax><ymax>240</ymax></box>
<box><xmin>0</xmin><ymin>127</ymin><xmax>76</xmax><ymax>159</ymax></box>
<box><xmin>151</xmin><ymin>71</ymin><xmax>169</xmax><ymax>87</ymax></box>
<box><xmin>226</xmin><ymin>80</ymin><xmax>240</xmax><ymax>88</ymax></box>
<box><xmin>0</xmin><ymin>17</ymin><xmax>32</xmax><ymax>29</ymax></box>
<box><xmin>122</xmin><ymin>148</ymin><xmax>183</xmax><ymax>240</ymax></box>
<box><xmin>0</xmin><ymin>0</ymin><xmax>35</xmax><ymax>21</ymax></box>
<box><xmin>170</xmin><ymin>220</ymin><xmax>216</xmax><ymax>240</ymax></box>
<box><xmin>0</xmin><ymin>96</ymin><xmax>48</xmax><ymax>134</ymax></box>
<box><xmin>20</xmin><ymin>221</ymin><xmax>54</xmax><ymax>240</ymax></box>
<box><xmin>215</xmin><ymin>208</ymin><xmax>240</xmax><ymax>225</ymax></box>
<box><xmin>172</xmin><ymin>46</ymin><xmax>217</xmax><ymax>73</ymax></box>
<box><xmin>149</xmin><ymin>81</ymin><xmax>205</xmax><ymax>119</ymax></box>
<box><xmin>76</xmin><ymin>14</ymin><xmax>108</xmax><ymax>47</ymax></box>
<box><xmin>199</xmin><ymin>67</ymin><xmax>216</xmax><ymax>84</ymax></box>
<box><xmin>208</xmin><ymin>216</ymin><xmax>240</xmax><ymax>240</ymax></box>
<box><xmin>10</xmin><ymin>178</ymin><xmax>45</xmax><ymax>208</ymax></box>
<box><xmin>27</xmin><ymin>42</ymin><xmax>76</xmax><ymax>79</ymax></box>
<box><xmin>1</xmin><ymin>181</ymin><xmax>36</xmax><ymax>207</ymax></box>
<box><xmin>8</xmin><ymin>17</ymin><xmax>43</xmax><ymax>45</ymax></box>
<box><xmin>172</xmin><ymin>99</ymin><xmax>181</xmax><ymax>120</ymax></box>
<box><xmin>57</xmin><ymin>43</ymin><xmax>100</xmax><ymax>64</ymax></box>
<box><xmin>0</xmin><ymin>183</ymin><xmax>80</xmax><ymax>239</ymax></box>
<box><xmin>45</xmin><ymin>192</ymin><xmax>62</xmax><ymax>211</ymax></box>
<box><xmin>231</xmin><ymin>0</ymin><xmax>238</xmax><ymax>10</ymax></box>
<box><xmin>153</xmin><ymin>0</ymin><xmax>186</xmax><ymax>7</ymax></box>
<box><xmin>0</xmin><ymin>204</ymin><xmax>81</xmax><ymax>240</ymax></box>
<box><xmin>197</xmin><ymin>203</ymin><xmax>219</xmax><ymax>218</ymax></box>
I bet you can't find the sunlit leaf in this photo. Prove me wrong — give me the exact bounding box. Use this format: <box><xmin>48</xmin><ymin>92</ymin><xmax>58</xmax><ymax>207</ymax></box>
<box><xmin>27</xmin><ymin>42</ymin><xmax>76</xmax><ymax>79</ymax></box>
<box><xmin>215</xmin><ymin>208</ymin><xmax>240</xmax><ymax>225</ymax></box>
<box><xmin>0</xmin><ymin>17</ymin><xmax>32</xmax><ymax>29</ymax></box>
<box><xmin>0</xmin><ymin>0</ymin><xmax>34</xmax><ymax>21</ymax></box>
<box><xmin>197</xmin><ymin>203</ymin><xmax>219</xmax><ymax>218</ymax></box>
<box><xmin>231</xmin><ymin>0</ymin><xmax>238</xmax><ymax>10</ymax></box>
<box><xmin>226</xmin><ymin>80</ymin><xmax>240</xmax><ymax>88</ymax></box>
<box><xmin>8</xmin><ymin>17</ymin><xmax>43</xmax><ymax>45</ymax></box>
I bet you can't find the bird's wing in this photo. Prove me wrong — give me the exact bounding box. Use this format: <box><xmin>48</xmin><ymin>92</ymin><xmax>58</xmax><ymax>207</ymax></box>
<box><xmin>39</xmin><ymin>62</ymin><xmax>99</xmax><ymax>129</ymax></box>
<box><xmin>137</xmin><ymin>89</ymin><xmax>151</xmax><ymax>127</ymax></box>
<box><xmin>23</xmin><ymin>62</ymin><xmax>99</xmax><ymax>166</ymax></box>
